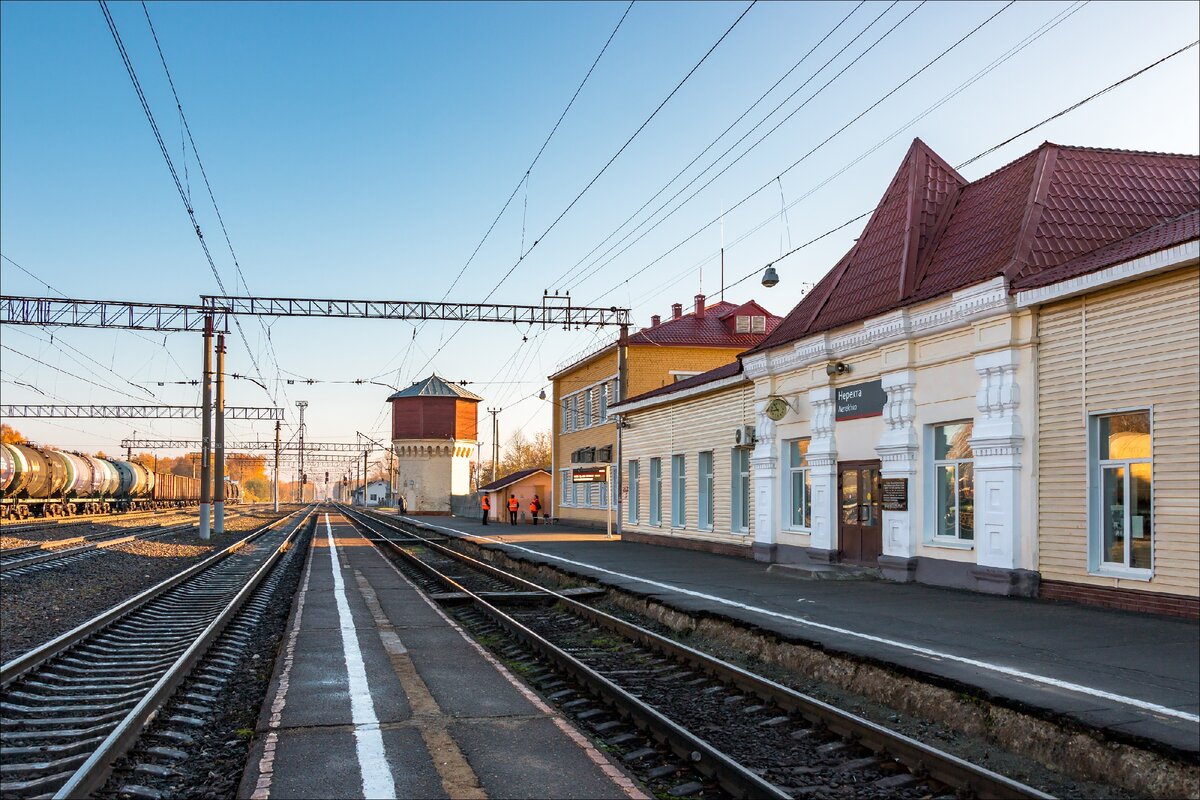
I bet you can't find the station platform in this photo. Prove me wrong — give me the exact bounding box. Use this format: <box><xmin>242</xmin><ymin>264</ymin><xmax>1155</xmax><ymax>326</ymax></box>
<box><xmin>237</xmin><ymin>511</ymin><xmax>645</xmax><ymax>800</ymax></box>
<box><xmin>388</xmin><ymin>512</ymin><xmax>1200</xmax><ymax>759</ymax></box>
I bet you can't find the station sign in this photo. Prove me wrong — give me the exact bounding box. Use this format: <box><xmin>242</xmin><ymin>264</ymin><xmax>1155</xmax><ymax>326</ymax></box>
<box><xmin>572</xmin><ymin>467</ymin><xmax>609</xmax><ymax>484</ymax></box>
<box><xmin>835</xmin><ymin>379</ymin><xmax>886</xmax><ymax>421</ymax></box>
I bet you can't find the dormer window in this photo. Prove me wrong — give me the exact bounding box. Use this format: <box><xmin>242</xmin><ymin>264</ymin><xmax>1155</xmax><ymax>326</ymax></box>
<box><xmin>751</xmin><ymin>315</ymin><xmax>766</xmax><ymax>333</ymax></box>
<box><xmin>735</xmin><ymin>315</ymin><xmax>750</xmax><ymax>333</ymax></box>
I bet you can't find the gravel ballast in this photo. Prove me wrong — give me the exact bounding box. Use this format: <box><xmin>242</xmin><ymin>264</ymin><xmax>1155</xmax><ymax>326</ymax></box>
<box><xmin>0</xmin><ymin>506</ymin><xmax>300</xmax><ymax>664</ymax></box>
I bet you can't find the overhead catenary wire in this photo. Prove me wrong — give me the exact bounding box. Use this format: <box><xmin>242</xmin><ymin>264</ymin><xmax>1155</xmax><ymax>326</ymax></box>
<box><xmin>712</xmin><ymin>36</ymin><xmax>1200</xmax><ymax>298</ymax></box>
<box><xmin>404</xmin><ymin>2</ymin><xmax>758</xmax><ymax>382</ymax></box>
<box><xmin>623</xmin><ymin>0</ymin><xmax>1091</xmax><ymax>309</ymax></box>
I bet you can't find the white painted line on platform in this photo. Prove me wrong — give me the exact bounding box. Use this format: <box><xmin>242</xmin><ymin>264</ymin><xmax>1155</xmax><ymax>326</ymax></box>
<box><xmin>409</xmin><ymin>517</ymin><xmax>1200</xmax><ymax>727</ymax></box>
<box><xmin>326</xmin><ymin>514</ymin><xmax>397</xmax><ymax>800</ymax></box>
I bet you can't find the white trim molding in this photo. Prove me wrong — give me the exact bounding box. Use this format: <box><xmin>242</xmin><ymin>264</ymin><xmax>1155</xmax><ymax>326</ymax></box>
<box><xmin>877</xmin><ymin>370</ymin><xmax>918</xmax><ymax>560</ymax></box>
<box><xmin>750</xmin><ymin>277</ymin><xmax>1014</xmax><ymax>380</ymax></box>
<box><xmin>1015</xmin><ymin>239</ymin><xmax>1198</xmax><ymax>308</ymax></box>
<box><xmin>610</xmin><ymin>373</ymin><xmax>747</xmax><ymax>414</ymax></box>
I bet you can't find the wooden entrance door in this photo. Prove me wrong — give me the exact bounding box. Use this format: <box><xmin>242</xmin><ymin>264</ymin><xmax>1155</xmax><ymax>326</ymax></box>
<box><xmin>838</xmin><ymin>462</ymin><xmax>882</xmax><ymax>564</ymax></box>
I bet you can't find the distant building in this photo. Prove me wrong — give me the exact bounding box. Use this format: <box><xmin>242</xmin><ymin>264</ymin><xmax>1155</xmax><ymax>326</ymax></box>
<box><xmin>478</xmin><ymin>467</ymin><xmax>551</xmax><ymax>523</ymax></box>
<box><xmin>550</xmin><ymin>295</ymin><xmax>780</xmax><ymax>528</ymax></box>
<box><xmin>388</xmin><ymin>375</ymin><xmax>481</xmax><ymax>515</ymax></box>
<box><xmin>352</xmin><ymin>479</ymin><xmax>392</xmax><ymax>507</ymax></box>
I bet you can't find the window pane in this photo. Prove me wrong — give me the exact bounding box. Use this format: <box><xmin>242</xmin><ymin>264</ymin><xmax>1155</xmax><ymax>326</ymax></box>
<box><xmin>957</xmin><ymin>462</ymin><xmax>974</xmax><ymax>541</ymax></box>
<box><xmin>841</xmin><ymin>470</ymin><xmax>859</xmax><ymax>524</ymax></box>
<box><xmin>1130</xmin><ymin>462</ymin><xmax>1152</xmax><ymax>569</ymax></box>
<box><xmin>934</xmin><ymin>423</ymin><xmax>973</xmax><ymax>460</ymax></box>
<box><xmin>789</xmin><ymin>439</ymin><xmax>810</xmax><ymax>468</ymax></box>
<box><xmin>1098</xmin><ymin>412</ymin><xmax>1150</xmax><ymax>460</ymax></box>
<box><xmin>791</xmin><ymin>470</ymin><xmax>806</xmax><ymax>527</ymax></box>
<box><xmin>1101</xmin><ymin>465</ymin><xmax>1126</xmax><ymax>564</ymax></box>
<box><xmin>861</xmin><ymin>469</ymin><xmax>880</xmax><ymax>527</ymax></box>
<box><xmin>804</xmin><ymin>470</ymin><xmax>812</xmax><ymax>528</ymax></box>
<box><xmin>936</xmin><ymin>464</ymin><xmax>956</xmax><ymax>537</ymax></box>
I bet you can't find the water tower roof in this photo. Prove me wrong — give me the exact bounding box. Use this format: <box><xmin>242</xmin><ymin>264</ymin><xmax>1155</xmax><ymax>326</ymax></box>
<box><xmin>387</xmin><ymin>374</ymin><xmax>483</xmax><ymax>402</ymax></box>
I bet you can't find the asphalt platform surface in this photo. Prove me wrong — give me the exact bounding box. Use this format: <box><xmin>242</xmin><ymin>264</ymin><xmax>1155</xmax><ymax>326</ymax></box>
<box><xmin>237</xmin><ymin>511</ymin><xmax>645</xmax><ymax>800</ymax></box>
<box><xmin>390</xmin><ymin>511</ymin><xmax>1200</xmax><ymax>758</ymax></box>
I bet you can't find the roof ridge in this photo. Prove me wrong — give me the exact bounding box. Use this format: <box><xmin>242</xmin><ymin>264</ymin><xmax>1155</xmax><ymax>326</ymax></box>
<box><xmin>1005</xmin><ymin>144</ymin><xmax>1061</xmax><ymax>280</ymax></box>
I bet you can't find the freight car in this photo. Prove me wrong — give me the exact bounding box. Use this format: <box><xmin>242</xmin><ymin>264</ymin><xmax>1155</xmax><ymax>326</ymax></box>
<box><xmin>0</xmin><ymin>442</ymin><xmax>240</xmax><ymax>520</ymax></box>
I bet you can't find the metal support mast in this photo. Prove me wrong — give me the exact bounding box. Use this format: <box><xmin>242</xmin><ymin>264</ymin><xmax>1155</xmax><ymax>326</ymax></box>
<box><xmin>214</xmin><ymin>334</ymin><xmax>226</xmax><ymax>535</ymax></box>
<box><xmin>199</xmin><ymin>316</ymin><xmax>213</xmax><ymax>542</ymax></box>
<box><xmin>487</xmin><ymin>407</ymin><xmax>501</xmax><ymax>485</ymax></box>
<box><xmin>273</xmin><ymin>420</ymin><xmax>281</xmax><ymax>512</ymax></box>
<box><xmin>616</xmin><ymin>323</ymin><xmax>628</xmax><ymax>537</ymax></box>
<box><xmin>295</xmin><ymin>401</ymin><xmax>308</xmax><ymax>503</ymax></box>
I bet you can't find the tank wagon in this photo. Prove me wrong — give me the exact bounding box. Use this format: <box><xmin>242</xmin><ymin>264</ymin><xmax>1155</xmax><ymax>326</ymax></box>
<box><xmin>0</xmin><ymin>442</ymin><xmax>241</xmax><ymax>520</ymax></box>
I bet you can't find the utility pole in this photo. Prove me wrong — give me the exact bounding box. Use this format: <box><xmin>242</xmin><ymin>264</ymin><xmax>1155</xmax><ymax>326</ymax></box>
<box><xmin>296</xmin><ymin>400</ymin><xmax>308</xmax><ymax>503</ymax></box>
<box><xmin>363</xmin><ymin>449</ymin><xmax>369</xmax><ymax>507</ymax></box>
<box><xmin>214</xmin><ymin>334</ymin><xmax>226</xmax><ymax>535</ymax></box>
<box><xmin>273</xmin><ymin>420</ymin><xmax>281</xmax><ymax>512</ymax></box>
<box><xmin>487</xmin><ymin>407</ymin><xmax>501</xmax><ymax>484</ymax></box>
<box><xmin>199</xmin><ymin>315</ymin><xmax>213</xmax><ymax>542</ymax></box>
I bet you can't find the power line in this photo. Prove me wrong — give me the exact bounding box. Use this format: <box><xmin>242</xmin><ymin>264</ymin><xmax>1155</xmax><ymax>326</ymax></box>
<box><xmin>715</xmin><ymin>36</ymin><xmax>1200</xmax><ymax>297</ymax></box>
<box><xmin>585</xmin><ymin>0</ymin><xmax>1014</xmax><ymax>302</ymax></box>
<box><xmin>624</xmin><ymin>0</ymin><xmax>1091</xmax><ymax>309</ymax></box>
<box><xmin>549</xmin><ymin>0</ymin><xmax>884</xmax><ymax>292</ymax></box>
<box><xmin>405</xmin><ymin>1</ymin><xmax>758</xmax><ymax>381</ymax></box>
<box><xmin>1</xmin><ymin>344</ymin><xmax>162</xmax><ymax>403</ymax></box>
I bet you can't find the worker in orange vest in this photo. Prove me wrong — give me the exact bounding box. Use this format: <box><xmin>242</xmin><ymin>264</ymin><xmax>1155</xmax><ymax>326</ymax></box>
<box><xmin>507</xmin><ymin>494</ymin><xmax>520</xmax><ymax>526</ymax></box>
<box><xmin>481</xmin><ymin>494</ymin><xmax>490</xmax><ymax>525</ymax></box>
<box><xmin>529</xmin><ymin>494</ymin><xmax>541</xmax><ymax>525</ymax></box>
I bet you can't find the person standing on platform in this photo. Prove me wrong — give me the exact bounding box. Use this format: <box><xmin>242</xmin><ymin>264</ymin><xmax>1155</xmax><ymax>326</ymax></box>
<box><xmin>529</xmin><ymin>494</ymin><xmax>541</xmax><ymax>525</ymax></box>
<box><xmin>507</xmin><ymin>494</ymin><xmax>519</xmax><ymax>525</ymax></box>
<box><xmin>481</xmin><ymin>494</ymin><xmax>490</xmax><ymax>525</ymax></box>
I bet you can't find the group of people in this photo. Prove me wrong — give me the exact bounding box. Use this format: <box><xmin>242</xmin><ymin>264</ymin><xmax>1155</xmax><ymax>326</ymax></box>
<box><xmin>480</xmin><ymin>493</ymin><xmax>541</xmax><ymax>526</ymax></box>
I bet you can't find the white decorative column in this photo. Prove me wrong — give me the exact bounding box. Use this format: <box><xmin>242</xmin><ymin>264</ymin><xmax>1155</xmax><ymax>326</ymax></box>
<box><xmin>751</xmin><ymin>400</ymin><xmax>779</xmax><ymax>562</ymax></box>
<box><xmin>876</xmin><ymin>370</ymin><xmax>918</xmax><ymax>581</ymax></box>
<box><xmin>969</xmin><ymin>349</ymin><xmax>1033</xmax><ymax>595</ymax></box>
<box><xmin>806</xmin><ymin>387</ymin><xmax>838</xmax><ymax>561</ymax></box>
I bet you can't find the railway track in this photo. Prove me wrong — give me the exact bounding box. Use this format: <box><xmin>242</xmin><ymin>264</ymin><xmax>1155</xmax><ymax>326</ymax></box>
<box><xmin>342</xmin><ymin>504</ymin><xmax>1052</xmax><ymax>800</ymax></box>
<box><xmin>0</xmin><ymin>505</ymin><xmax>316</xmax><ymax>799</ymax></box>
<box><xmin>0</xmin><ymin>512</ymin><xmax>245</xmax><ymax>580</ymax></box>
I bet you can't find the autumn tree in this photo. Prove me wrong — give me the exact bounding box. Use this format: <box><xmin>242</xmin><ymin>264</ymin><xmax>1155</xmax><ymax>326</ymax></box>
<box><xmin>496</xmin><ymin>430</ymin><xmax>550</xmax><ymax>478</ymax></box>
<box><xmin>1</xmin><ymin>424</ymin><xmax>27</xmax><ymax>444</ymax></box>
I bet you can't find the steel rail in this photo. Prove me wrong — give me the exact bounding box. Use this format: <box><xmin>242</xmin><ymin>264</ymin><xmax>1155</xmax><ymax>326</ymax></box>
<box><xmin>341</xmin><ymin>505</ymin><xmax>788</xmax><ymax>799</ymax></box>
<box><xmin>51</xmin><ymin>505</ymin><xmax>317</xmax><ymax>799</ymax></box>
<box><xmin>0</xmin><ymin>507</ymin><xmax>191</xmax><ymax>531</ymax></box>
<box><xmin>352</xmin><ymin>505</ymin><xmax>1053</xmax><ymax>800</ymax></box>
<box><xmin>0</xmin><ymin>517</ymin><xmax>208</xmax><ymax>570</ymax></box>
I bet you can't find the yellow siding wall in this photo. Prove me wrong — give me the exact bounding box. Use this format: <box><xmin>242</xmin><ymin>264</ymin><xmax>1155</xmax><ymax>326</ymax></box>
<box><xmin>1037</xmin><ymin>266</ymin><xmax>1200</xmax><ymax>597</ymax></box>
<box><xmin>551</xmin><ymin>343</ymin><xmax>746</xmax><ymax>523</ymax></box>
<box><xmin>622</xmin><ymin>381</ymin><xmax>756</xmax><ymax>547</ymax></box>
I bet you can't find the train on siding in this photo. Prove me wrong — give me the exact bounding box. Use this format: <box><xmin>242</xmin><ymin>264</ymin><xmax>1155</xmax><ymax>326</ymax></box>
<box><xmin>0</xmin><ymin>442</ymin><xmax>241</xmax><ymax>520</ymax></box>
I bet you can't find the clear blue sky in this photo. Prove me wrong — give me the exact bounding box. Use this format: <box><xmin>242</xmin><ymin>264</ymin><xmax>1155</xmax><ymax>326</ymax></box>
<box><xmin>2</xmin><ymin>0</ymin><xmax>1197</xmax><ymax>468</ymax></box>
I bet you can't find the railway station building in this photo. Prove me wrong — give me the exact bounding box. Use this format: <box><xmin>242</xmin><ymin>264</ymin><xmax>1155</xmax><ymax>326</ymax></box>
<box><xmin>614</xmin><ymin>139</ymin><xmax>1198</xmax><ymax>615</ymax></box>
<box><xmin>550</xmin><ymin>296</ymin><xmax>780</xmax><ymax>527</ymax></box>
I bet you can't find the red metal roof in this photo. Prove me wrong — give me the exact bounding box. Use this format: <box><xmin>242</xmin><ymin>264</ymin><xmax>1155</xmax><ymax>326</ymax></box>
<box><xmin>614</xmin><ymin>360</ymin><xmax>744</xmax><ymax>407</ymax></box>
<box><xmin>750</xmin><ymin>139</ymin><xmax>1199</xmax><ymax>354</ymax></box>
<box><xmin>1013</xmin><ymin>209</ymin><xmax>1199</xmax><ymax>292</ymax></box>
<box><xmin>629</xmin><ymin>300</ymin><xmax>781</xmax><ymax>348</ymax></box>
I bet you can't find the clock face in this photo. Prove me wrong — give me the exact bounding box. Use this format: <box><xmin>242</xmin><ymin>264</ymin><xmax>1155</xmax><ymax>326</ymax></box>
<box><xmin>765</xmin><ymin>397</ymin><xmax>789</xmax><ymax>421</ymax></box>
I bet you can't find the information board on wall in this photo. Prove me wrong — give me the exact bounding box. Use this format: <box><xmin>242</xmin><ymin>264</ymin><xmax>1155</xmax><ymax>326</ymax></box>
<box><xmin>835</xmin><ymin>379</ymin><xmax>886</xmax><ymax>421</ymax></box>
<box><xmin>882</xmin><ymin>478</ymin><xmax>908</xmax><ymax>511</ymax></box>
<box><xmin>572</xmin><ymin>467</ymin><xmax>608</xmax><ymax>483</ymax></box>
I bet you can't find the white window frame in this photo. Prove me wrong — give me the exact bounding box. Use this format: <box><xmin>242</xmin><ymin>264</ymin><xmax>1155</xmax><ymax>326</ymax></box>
<box><xmin>735</xmin><ymin>315</ymin><xmax>750</xmax><ymax>333</ymax></box>
<box><xmin>1088</xmin><ymin>408</ymin><xmax>1154</xmax><ymax>579</ymax></box>
<box><xmin>627</xmin><ymin>460</ymin><xmax>639</xmax><ymax>524</ymax></box>
<box><xmin>698</xmin><ymin>451</ymin><xmax>714</xmax><ymax>531</ymax></box>
<box><xmin>649</xmin><ymin>458</ymin><xmax>662</xmax><ymax>526</ymax></box>
<box><xmin>924</xmin><ymin>421</ymin><xmax>975</xmax><ymax>547</ymax></box>
<box><xmin>671</xmin><ymin>454</ymin><xmax>686</xmax><ymax>528</ymax></box>
<box><xmin>561</xmin><ymin>398</ymin><xmax>570</xmax><ymax>433</ymax></box>
<box><xmin>731</xmin><ymin>447</ymin><xmax>750</xmax><ymax>533</ymax></box>
<box><xmin>670</xmin><ymin>370</ymin><xmax>702</xmax><ymax>383</ymax></box>
<box><xmin>751</xmin><ymin>315</ymin><xmax>766</xmax><ymax>333</ymax></box>
<box><xmin>599</xmin><ymin>383</ymin><xmax>609</xmax><ymax>422</ymax></box>
<box><xmin>560</xmin><ymin>469</ymin><xmax>571</xmax><ymax>506</ymax></box>
<box><xmin>784</xmin><ymin>438</ymin><xmax>812</xmax><ymax>531</ymax></box>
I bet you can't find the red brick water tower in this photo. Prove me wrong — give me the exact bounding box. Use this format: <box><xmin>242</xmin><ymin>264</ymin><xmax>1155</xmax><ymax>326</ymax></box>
<box><xmin>388</xmin><ymin>374</ymin><xmax>481</xmax><ymax>513</ymax></box>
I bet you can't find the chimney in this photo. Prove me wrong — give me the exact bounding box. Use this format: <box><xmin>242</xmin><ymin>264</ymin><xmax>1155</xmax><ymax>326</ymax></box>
<box><xmin>671</xmin><ymin>303</ymin><xmax>683</xmax><ymax>319</ymax></box>
<box><xmin>651</xmin><ymin>314</ymin><xmax>661</xmax><ymax>327</ymax></box>
<box><xmin>694</xmin><ymin>294</ymin><xmax>705</xmax><ymax>318</ymax></box>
